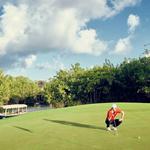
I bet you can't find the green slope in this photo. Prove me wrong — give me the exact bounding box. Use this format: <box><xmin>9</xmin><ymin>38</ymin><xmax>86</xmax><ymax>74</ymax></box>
<box><xmin>0</xmin><ymin>103</ymin><xmax>150</xmax><ymax>150</ymax></box>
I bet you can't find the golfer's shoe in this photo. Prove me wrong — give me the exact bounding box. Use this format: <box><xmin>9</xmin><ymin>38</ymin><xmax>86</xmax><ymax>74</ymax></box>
<box><xmin>110</xmin><ymin>125</ymin><xmax>114</xmax><ymax>130</ymax></box>
<box><xmin>112</xmin><ymin>127</ymin><xmax>117</xmax><ymax>131</ymax></box>
<box><xmin>107</xmin><ymin>127</ymin><xmax>111</xmax><ymax>131</ymax></box>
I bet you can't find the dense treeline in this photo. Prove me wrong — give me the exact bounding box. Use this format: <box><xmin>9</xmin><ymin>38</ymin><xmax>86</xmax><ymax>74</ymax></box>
<box><xmin>0</xmin><ymin>74</ymin><xmax>41</xmax><ymax>106</ymax></box>
<box><xmin>0</xmin><ymin>57</ymin><xmax>150</xmax><ymax>107</ymax></box>
<box><xmin>44</xmin><ymin>57</ymin><xmax>150</xmax><ymax>107</ymax></box>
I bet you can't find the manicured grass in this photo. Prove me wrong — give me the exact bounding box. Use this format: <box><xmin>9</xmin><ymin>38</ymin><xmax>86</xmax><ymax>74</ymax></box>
<box><xmin>0</xmin><ymin>103</ymin><xmax>150</xmax><ymax>150</ymax></box>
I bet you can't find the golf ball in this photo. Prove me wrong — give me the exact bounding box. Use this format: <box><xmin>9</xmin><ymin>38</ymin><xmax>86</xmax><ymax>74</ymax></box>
<box><xmin>138</xmin><ymin>136</ymin><xmax>141</xmax><ymax>139</ymax></box>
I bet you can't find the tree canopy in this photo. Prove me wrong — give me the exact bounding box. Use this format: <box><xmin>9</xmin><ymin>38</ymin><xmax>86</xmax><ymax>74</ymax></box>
<box><xmin>0</xmin><ymin>57</ymin><xmax>149</xmax><ymax>107</ymax></box>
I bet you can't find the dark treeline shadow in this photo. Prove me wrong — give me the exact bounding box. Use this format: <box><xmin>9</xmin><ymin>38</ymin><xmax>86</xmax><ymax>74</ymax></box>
<box><xmin>44</xmin><ymin>119</ymin><xmax>106</xmax><ymax>131</ymax></box>
<box><xmin>13</xmin><ymin>126</ymin><xmax>33</xmax><ymax>133</ymax></box>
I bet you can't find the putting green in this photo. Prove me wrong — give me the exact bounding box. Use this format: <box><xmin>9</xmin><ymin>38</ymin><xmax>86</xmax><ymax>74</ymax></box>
<box><xmin>0</xmin><ymin>103</ymin><xmax>150</xmax><ymax>150</ymax></box>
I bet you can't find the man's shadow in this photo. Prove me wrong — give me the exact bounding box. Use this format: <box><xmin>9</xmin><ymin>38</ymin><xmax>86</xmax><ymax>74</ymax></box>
<box><xmin>13</xmin><ymin>126</ymin><xmax>32</xmax><ymax>133</ymax></box>
<box><xmin>44</xmin><ymin>119</ymin><xmax>106</xmax><ymax>131</ymax></box>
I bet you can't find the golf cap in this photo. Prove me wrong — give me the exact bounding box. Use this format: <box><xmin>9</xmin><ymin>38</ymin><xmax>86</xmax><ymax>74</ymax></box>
<box><xmin>112</xmin><ymin>104</ymin><xmax>117</xmax><ymax>109</ymax></box>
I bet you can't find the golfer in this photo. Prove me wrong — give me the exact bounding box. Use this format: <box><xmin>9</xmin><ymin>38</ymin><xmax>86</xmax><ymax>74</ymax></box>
<box><xmin>105</xmin><ymin>104</ymin><xmax>124</xmax><ymax>131</ymax></box>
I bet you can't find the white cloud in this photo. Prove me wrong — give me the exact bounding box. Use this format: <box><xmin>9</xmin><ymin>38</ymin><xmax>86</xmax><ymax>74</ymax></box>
<box><xmin>36</xmin><ymin>59</ymin><xmax>65</xmax><ymax>71</ymax></box>
<box><xmin>114</xmin><ymin>36</ymin><xmax>132</xmax><ymax>54</ymax></box>
<box><xmin>111</xmin><ymin>0</ymin><xmax>141</xmax><ymax>11</ymax></box>
<box><xmin>145</xmin><ymin>53</ymin><xmax>150</xmax><ymax>58</ymax></box>
<box><xmin>113</xmin><ymin>13</ymin><xmax>140</xmax><ymax>54</ymax></box>
<box><xmin>20</xmin><ymin>54</ymin><xmax>37</xmax><ymax>68</ymax></box>
<box><xmin>106</xmin><ymin>0</ymin><xmax>141</xmax><ymax>17</ymax></box>
<box><xmin>0</xmin><ymin>0</ymin><xmax>141</xmax><ymax>68</ymax></box>
<box><xmin>0</xmin><ymin>4</ymin><xmax>28</xmax><ymax>55</ymax></box>
<box><xmin>72</xmin><ymin>29</ymin><xmax>107</xmax><ymax>55</ymax></box>
<box><xmin>143</xmin><ymin>50</ymin><xmax>150</xmax><ymax>58</ymax></box>
<box><xmin>127</xmin><ymin>14</ymin><xmax>140</xmax><ymax>32</ymax></box>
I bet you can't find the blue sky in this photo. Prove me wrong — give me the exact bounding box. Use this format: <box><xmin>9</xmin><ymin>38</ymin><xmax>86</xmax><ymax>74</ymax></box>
<box><xmin>0</xmin><ymin>0</ymin><xmax>150</xmax><ymax>80</ymax></box>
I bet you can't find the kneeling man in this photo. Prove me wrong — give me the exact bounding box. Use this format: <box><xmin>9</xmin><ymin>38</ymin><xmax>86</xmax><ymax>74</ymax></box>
<box><xmin>105</xmin><ymin>104</ymin><xmax>124</xmax><ymax>131</ymax></box>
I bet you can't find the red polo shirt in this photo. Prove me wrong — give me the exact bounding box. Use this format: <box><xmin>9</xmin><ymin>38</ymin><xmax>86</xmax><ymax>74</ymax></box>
<box><xmin>106</xmin><ymin>107</ymin><xmax>122</xmax><ymax>121</ymax></box>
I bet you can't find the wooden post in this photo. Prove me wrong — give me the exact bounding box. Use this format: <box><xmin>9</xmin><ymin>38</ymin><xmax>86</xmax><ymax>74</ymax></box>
<box><xmin>18</xmin><ymin>107</ymin><xmax>19</xmax><ymax>114</ymax></box>
<box><xmin>5</xmin><ymin>109</ymin><xmax>7</xmax><ymax>116</ymax></box>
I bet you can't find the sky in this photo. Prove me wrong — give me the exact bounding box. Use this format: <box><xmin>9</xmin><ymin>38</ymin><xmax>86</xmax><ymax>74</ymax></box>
<box><xmin>0</xmin><ymin>0</ymin><xmax>150</xmax><ymax>80</ymax></box>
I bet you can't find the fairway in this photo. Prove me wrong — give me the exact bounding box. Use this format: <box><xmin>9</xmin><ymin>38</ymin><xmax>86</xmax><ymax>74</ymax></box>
<box><xmin>0</xmin><ymin>103</ymin><xmax>150</xmax><ymax>150</ymax></box>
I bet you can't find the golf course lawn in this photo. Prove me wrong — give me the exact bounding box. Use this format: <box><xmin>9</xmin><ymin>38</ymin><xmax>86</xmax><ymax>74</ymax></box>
<box><xmin>0</xmin><ymin>103</ymin><xmax>150</xmax><ymax>150</ymax></box>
